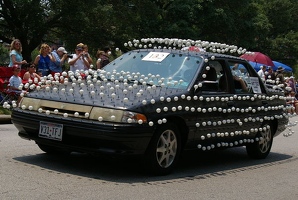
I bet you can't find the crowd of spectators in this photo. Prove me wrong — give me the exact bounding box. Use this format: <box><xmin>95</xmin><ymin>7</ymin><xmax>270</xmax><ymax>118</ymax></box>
<box><xmin>256</xmin><ymin>65</ymin><xmax>297</xmax><ymax>114</ymax></box>
<box><xmin>2</xmin><ymin>39</ymin><xmax>112</xmax><ymax>102</ymax></box>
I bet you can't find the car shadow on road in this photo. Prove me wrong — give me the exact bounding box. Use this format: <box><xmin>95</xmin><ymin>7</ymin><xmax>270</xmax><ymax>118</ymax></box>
<box><xmin>13</xmin><ymin>147</ymin><xmax>294</xmax><ymax>183</ymax></box>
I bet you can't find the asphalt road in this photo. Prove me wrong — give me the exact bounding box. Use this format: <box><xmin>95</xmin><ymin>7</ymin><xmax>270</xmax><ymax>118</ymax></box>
<box><xmin>1</xmin><ymin>116</ymin><xmax>298</xmax><ymax>200</ymax></box>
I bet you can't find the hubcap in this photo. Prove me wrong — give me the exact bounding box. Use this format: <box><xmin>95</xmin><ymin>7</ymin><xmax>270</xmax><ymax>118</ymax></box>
<box><xmin>156</xmin><ymin>129</ymin><xmax>177</xmax><ymax>168</ymax></box>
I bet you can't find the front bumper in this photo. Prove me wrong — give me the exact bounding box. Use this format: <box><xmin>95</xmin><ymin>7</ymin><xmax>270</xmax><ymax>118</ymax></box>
<box><xmin>12</xmin><ymin>109</ymin><xmax>155</xmax><ymax>155</ymax></box>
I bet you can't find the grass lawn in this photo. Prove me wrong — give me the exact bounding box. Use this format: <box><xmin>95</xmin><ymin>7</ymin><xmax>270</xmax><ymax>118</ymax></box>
<box><xmin>0</xmin><ymin>107</ymin><xmax>12</xmax><ymax>115</ymax></box>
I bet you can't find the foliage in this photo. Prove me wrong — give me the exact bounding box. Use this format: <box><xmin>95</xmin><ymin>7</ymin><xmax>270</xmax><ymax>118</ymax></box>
<box><xmin>0</xmin><ymin>44</ymin><xmax>9</xmax><ymax>65</ymax></box>
<box><xmin>0</xmin><ymin>106</ymin><xmax>11</xmax><ymax>115</ymax></box>
<box><xmin>0</xmin><ymin>0</ymin><xmax>297</xmax><ymax>75</ymax></box>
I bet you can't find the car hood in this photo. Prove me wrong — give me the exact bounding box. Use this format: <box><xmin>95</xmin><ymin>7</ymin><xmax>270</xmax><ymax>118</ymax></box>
<box><xmin>25</xmin><ymin>81</ymin><xmax>188</xmax><ymax>111</ymax></box>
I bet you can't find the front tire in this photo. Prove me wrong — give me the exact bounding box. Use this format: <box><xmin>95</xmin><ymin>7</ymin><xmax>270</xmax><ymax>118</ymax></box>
<box><xmin>143</xmin><ymin>122</ymin><xmax>181</xmax><ymax>175</ymax></box>
<box><xmin>246</xmin><ymin>123</ymin><xmax>273</xmax><ymax>159</ymax></box>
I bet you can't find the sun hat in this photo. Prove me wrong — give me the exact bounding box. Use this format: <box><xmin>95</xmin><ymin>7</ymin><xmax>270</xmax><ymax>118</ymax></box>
<box><xmin>277</xmin><ymin>66</ymin><xmax>284</xmax><ymax>71</ymax></box>
<box><xmin>76</xmin><ymin>43</ymin><xmax>84</xmax><ymax>50</ymax></box>
<box><xmin>57</xmin><ymin>47</ymin><xmax>67</xmax><ymax>54</ymax></box>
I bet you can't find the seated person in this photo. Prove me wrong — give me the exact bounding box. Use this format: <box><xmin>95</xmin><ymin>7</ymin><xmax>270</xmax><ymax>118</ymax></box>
<box><xmin>286</xmin><ymin>91</ymin><xmax>298</xmax><ymax>114</ymax></box>
<box><xmin>230</xmin><ymin>63</ymin><xmax>248</xmax><ymax>92</ymax></box>
<box><xmin>233</xmin><ymin>75</ymin><xmax>248</xmax><ymax>92</ymax></box>
<box><xmin>9</xmin><ymin>65</ymin><xmax>24</xmax><ymax>93</ymax></box>
<box><xmin>23</xmin><ymin>64</ymin><xmax>41</xmax><ymax>83</ymax></box>
<box><xmin>232</xmin><ymin>63</ymin><xmax>242</xmax><ymax>77</ymax></box>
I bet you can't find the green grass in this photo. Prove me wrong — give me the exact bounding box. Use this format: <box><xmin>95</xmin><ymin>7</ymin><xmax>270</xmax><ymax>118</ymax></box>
<box><xmin>0</xmin><ymin>106</ymin><xmax>12</xmax><ymax>115</ymax></box>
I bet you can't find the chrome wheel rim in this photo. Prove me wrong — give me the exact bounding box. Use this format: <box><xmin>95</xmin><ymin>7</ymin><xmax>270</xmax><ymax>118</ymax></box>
<box><xmin>259</xmin><ymin>126</ymin><xmax>272</xmax><ymax>153</ymax></box>
<box><xmin>156</xmin><ymin>129</ymin><xmax>177</xmax><ymax>168</ymax></box>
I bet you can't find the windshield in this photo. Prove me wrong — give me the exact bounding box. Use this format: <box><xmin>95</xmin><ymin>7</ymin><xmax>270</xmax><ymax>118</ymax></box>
<box><xmin>103</xmin><ymin>50</ymin><xmax>203</xmax><ymax>89</ymax></box>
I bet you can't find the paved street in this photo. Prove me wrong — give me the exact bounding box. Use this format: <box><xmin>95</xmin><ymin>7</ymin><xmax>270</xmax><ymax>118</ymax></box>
<box><xmin>1</xmin><ymin>116</ymin><xmax>298</xmax><ymax>200</ymax></box>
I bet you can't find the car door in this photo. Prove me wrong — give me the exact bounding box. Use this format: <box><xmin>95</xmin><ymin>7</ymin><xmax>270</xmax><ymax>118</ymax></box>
<box><xmin>190</xmin><ymin>58</ymin><xmax>238</xmax><ymax>149</ymax></box>
<box><xmin>224</xmin><ymin>59</ymin><xmax>268</xmax><ymax>141</ymax></box>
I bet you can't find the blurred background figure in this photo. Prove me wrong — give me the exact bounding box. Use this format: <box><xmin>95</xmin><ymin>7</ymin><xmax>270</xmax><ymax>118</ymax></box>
<box><xmin>275</xmin><ymin>66</ymin><xmax>285</xmax><ymax>86</ymax></box>
<box><xmin>68</xmin><ymin>43</ymin><xmax>91</xmax><ymax>72</ymax></box>
<box><xmin>8</xmin><ymin>39</ymin><xmax>27</xmax><ymax>68</ymax></box>
<box><xmin>96</xmin><ymin>47</ymin><xmax>111</xmax><ymax>69</ymax></box>
<box><xmin>257</xmin><ymin>65</ymin><xmax>266</xmax><ymax>80</ymax></box>
<box><xmin>265</xmin><ymin>66</ymin><xmax>276</xmax><ymax>80</ymax></box>
<box><xmin>23</xmin><ymin>64</ymin><xmax>41</xmax><ymax>82</ymax></box>
<box><xmin>83</xmin><ymin>44</ymin><xmax>93</xmax><ymax>66</ymax></box>
<box><xmin>287</xmin><ymin>76</ymin><xmax>296</xmax><ymax>93</ymax></box>
<box><xmin>33</xmin><ymin>43</ymin><xmax>55</xmax><ymax>76</ymax></box>
<box><xmin>49</xmin><ymin>46</ymin><xmax>68</xmax><ymax>75</ymax></box>
<box><xmin>96</xmin><ymin>50</ymin><xmax>104</xmax><ymax>69</ymax></box>
<box><xmin>8</xmin><ymin>65</ymin><xmax>23</xmax><ymax>93</ymax></box>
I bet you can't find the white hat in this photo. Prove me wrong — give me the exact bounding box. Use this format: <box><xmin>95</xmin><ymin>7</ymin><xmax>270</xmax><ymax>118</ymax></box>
<box><xmin>57</xmin><ymin>47</ymin><xmax>67</xmax><ymax>54</ymax></box>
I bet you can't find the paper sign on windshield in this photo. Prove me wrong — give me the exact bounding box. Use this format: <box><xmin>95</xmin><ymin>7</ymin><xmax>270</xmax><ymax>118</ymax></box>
<box><xmin>142</xmin><ymin>52</ymin><xmax>170</xmax><ymax>62</ymax></box>
<box><xmin>250</xmin><ymin>77</ymin><xmax>262</xmax><ymax>93</ymax></box>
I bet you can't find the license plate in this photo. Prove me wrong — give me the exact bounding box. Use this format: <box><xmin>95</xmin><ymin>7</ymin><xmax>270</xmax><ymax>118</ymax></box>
<box><xmin>39</xmin><ymin>121</ymin><xmax>63</xmax><ymax>141</ymax></box>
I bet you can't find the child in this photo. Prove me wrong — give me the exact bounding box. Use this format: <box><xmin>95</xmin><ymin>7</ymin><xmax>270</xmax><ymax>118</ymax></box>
<box><xmin>9</xmin><ymin>65</ymin><xmax>23</xmax><ymax>93</ymax></box>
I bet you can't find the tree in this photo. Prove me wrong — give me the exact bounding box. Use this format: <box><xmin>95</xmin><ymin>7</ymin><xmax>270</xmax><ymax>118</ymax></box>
<box><xmin>0</xmin><ymin>0</ymin><xmax>99</xmax><ymax>62</ymax></box>
<box><xmin>261</xmin><ymin>0</ymin><xmax>298</xmax><ymax>66</ymax></box>
<box><xmin>0</xmin><ymin>0</ymin><xmax>298</xmax><ymax>73</ymax></box>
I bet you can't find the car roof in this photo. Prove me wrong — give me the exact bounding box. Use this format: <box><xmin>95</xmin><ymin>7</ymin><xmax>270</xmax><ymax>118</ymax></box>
<box><xmin>132</xmin><ymin>48</ymin><xmax>247</xmax><ymax>61</ymax></box>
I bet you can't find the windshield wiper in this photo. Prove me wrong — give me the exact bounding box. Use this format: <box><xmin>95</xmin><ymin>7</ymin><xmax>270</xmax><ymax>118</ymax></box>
<box><xmin>128</xmin><ymin>79</ymin><xmax>154</xmax><ymax>86</ymax></box>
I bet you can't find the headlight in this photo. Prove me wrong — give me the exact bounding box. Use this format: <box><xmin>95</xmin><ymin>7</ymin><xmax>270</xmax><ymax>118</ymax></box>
<box><xmin>20</xmin><ymin>97</ymin><xmax>41</xmax><ymax>110</ymax></box>
<box><xmin>121</xmin><ymin>111</ymin><xmax>147</xmax><ymax>124</ymax></box>
<box><xmin>90</xmin><ymin>107</ymin><xmax>147</xmax><ymax>124</ymax></box>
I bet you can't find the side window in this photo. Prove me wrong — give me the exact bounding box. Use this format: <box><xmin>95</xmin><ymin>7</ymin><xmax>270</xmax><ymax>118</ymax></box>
<box><xmin>228</xmin><ymin>61</ymin><xmax>263</xmax><ymax>94</ymax></box>
<box><xmin>200</xmin><ymin>60</ymin><xmax>228</xmax><ymax>92</ymax></box>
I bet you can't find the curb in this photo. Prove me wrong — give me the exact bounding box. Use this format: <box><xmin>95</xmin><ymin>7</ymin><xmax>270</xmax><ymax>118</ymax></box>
<box><xmin>0</xmin><ymin>115</ymin><xmax>12</xmax><ymax>124</ymax></box>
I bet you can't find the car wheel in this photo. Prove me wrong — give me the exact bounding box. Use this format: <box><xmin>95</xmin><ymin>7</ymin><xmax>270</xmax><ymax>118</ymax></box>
<box><xmin>143</xmin><ymin>122</ymin><xmax>181</xmax><ymax>175</ymax></box>
<box><xmin>37</xmin><ymin>144</ymin><xmax>70</xmax><ymax>155</ymax></box>
<box><xmin>246</xmin><ymin>123</ymin><xmax>273</xmax><ymax>159</ymax></box>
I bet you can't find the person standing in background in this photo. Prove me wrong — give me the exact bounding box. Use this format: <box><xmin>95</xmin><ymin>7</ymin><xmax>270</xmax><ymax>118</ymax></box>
<box><xmin>257</xmin><ymin>65</ymin><xmax>266</xmax><ymax>80</ymax></box>
<box><xmin>68</xmin><ymin>43</ymin><xmax>90</xmax><ymax>72</ymax></box>
<box><xmin>287</xmin><ymin>76</ymin><xmax>297</xmax><ymax>93</ymax></box>
<box><xmin>8</xmin><ymin>39</ymin><xmax>27</xmax><ymax>68</ymax></box>
<box><xmin>83</xmin><ymin>44</ymin><xmax>93</xmax><ymax>66</ymax></box>
<box><xmin>96</xmin><ymin>50</ymin><xmax>104</xmax><ymax>69</ymax></box>
<box><xmin>33</xmin><ymin>43</ymin><xmax>55</xmax><ymax>77</ymax></box>
<box><xmin>49</xmin><ymin>47</ymin><xmax>68</xmax><ymax>75</ymax></box>
<box><xmin>265</xmin><ymin>66</ymin><xmax>276</xmax><ymax>80</ymax></box>
<box><xmin>275</xmin><ymin>66</ymin><xmax>285</xmax><ymax>87</ymax></box>
<box><xmin>96</xmin><ymin>47</ymin><xmax>111</xmax><ymax>69</ymax></box>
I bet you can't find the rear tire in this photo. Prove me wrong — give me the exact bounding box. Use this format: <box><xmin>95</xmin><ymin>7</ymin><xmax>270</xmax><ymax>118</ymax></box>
<box><xmin>143</xmin><ymin>122</ymin><xmax>181</xmax><ymax>175</ymax></box>
<box><xmin>246</xmin><ymin>123</ymin><xmax>273</xmax><ymax>159</ymax></box>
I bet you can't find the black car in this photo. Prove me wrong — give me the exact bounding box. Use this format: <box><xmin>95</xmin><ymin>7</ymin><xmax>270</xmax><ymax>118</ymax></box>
<box><xmin>12</xmin><ymin>46</ymin><xmax>289</xmax><ymax>175</ymax></box>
